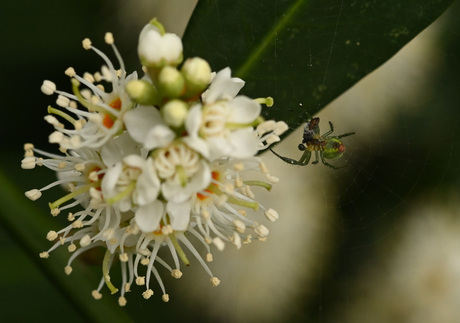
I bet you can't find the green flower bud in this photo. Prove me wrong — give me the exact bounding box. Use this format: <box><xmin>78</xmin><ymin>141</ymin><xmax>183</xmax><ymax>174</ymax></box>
<box><xmin>125</xmin><ymin>80</ymin><xmax>159</xmax><ymax>105</ymax></box>
<box><xmin>181</xmin><ymin>57</ymin><xmax>212</xmax><ymax>96</ymax></box>
<box><xmin>162</xmin><ymin>99</ymin><xmax>188</xmax><ymax>128</ymax></box>
<box><xmin>158</xmin><ymin>66</ymin><xmax>185</xmax><ymax>98</ymax></box>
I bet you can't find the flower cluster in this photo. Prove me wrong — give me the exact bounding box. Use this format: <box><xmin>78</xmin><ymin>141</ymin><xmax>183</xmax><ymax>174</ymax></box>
<box><xmin>22</xmin><ymin>18</ymin><xmax>287</xmax><ymax>305</ymax></box>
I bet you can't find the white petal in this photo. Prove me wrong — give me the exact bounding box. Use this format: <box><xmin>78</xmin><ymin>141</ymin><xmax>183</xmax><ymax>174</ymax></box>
<box><xmin>185</xmin><ymin>104</ymin><xmax>202</xmax><ymax>137</ymax></box>
<box><xmin>144</xmin><ymin>124</ymin><xmax>175</xmax><ymax>150</ymax></box>
<box><xmin>135</xmin><ymin>200</ymin><xmax>164</xmax><ymax>232</ymax></box>
<box><xmin>100</xmin><ymin>133</ymin><xmax>140</xmax><ymax>166</ymax></box>
<box><xmin>208</xmin><ymin>137</ymin><xmax>232</xmax><ymax>160</ymax></box>
<box><xmin>124</xmin><ymin>106</ymin><xmax>162</xmax><ymax>144</ymax></box>
<box><xmin>203</xmin><ymin>67</ymin><xmax>244</xmax><ymax>104</ymax></box>
<box><xmin>228</xmin><ymin>96</ymin><xmax>261</xmax><ymax>123</ymax></box>
<box><xmin>228</xmin><ymin>128</ymin><xmax>259</xmax><ymax>158</ymax></box>
<box><xmin>134</xmin><ymin>158</ymin><xmax>160</xmax><ymax>205</ymax></box>
<box><xmin>101</xmin><ymin>163</ymin><xmax>123</xmax><ymax>195</ymax></box>
<box><xmin>123</xmin><ymin>154</ymin><xmax>145</xmax><ymax>169</ymax></box>
<box><xmin>167</xmin><ymin>200</ymin><xmax>191</xmax><ymax>231</ymax></box>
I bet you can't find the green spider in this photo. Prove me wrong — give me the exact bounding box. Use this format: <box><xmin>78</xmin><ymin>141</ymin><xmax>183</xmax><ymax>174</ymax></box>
<box><xmin>269</xmin><ymin>117</ymin><xmax>355</xmax><ymax>169</ymax></box>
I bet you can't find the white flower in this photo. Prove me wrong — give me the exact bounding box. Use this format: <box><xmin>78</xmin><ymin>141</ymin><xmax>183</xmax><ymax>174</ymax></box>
<box><xmin>25</xmin><ymin>19</ymin><xmax>288</xmax><ymax>306</ymax></box>
<box><xmin>138</xmin><ymin>19</ymin><xmax>183</xmax><ymax>67</ymax></box>
<box><xmin>184</xmin><ymin>68</ymin><xmax>261</xmax><ymax>160</ymax></box>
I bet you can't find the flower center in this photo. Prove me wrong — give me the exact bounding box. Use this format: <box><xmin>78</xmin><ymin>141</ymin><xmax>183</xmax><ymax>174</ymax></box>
<box><xmin>154</xmin><ymin>144</ymin><xmax>200</xmax><ymax>185</ymax></box>
<box><xmin>103</xmin><ymin>97</ymin><xmax>122</xmax><ymax>128</ymax></box>
<box><xmin>201</xmin><ymin>103</ymin><xmax>228</xmax><ymax>137</ymax></box>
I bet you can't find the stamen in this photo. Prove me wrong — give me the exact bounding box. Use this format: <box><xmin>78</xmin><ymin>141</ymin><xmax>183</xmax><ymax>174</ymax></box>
<box><xmin>102</xmin><ymin>249</ymin><xmax>119</xmax><ymax>294</ymax></box>
<box><xmin>49</xmin><ymin>182</ymin><xmax>99</xmax><ymax>210</ymax></box>
<box><xmin>47</xmin><ymin>106</ymin><xmax>77</xmax><ymax>126</ymax></box>
<box><xmin>243</xmin><ymin>180</ymin><xmax>272</xmax><ymax>191</ymax></box>
<box><xmin>41</xmin><ymin>80</ymin><xmax>56</xmax><ymax>95</ymax></box>
<box><xmin>254</xmin><ymin>96</ymin><xmax>274</xmax><ymax>107</ymax></box>
<box><xmin>169</xmin><ymin>234</ymin><xmax>190</xmax><ymax>266</ymax></box>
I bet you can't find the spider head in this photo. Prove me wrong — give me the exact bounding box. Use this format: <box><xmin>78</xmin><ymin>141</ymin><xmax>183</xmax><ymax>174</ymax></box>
<box><xmin>298</xmin><ymin>143</ymin><xmax>306</xmax><ymax>151</ymax></box>
<box><xmin>323</xmin><ymin>138</ymin><xmax>346</xmax><ymax>159</ymax></box>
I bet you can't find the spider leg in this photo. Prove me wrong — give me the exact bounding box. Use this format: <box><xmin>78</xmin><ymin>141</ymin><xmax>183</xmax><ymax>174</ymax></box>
<box><xmin>320</xmin><ymin>153</ymin><xmax>345</xmax><ymax>170</ymax></box>
<box><xmin>311</xmin><ymin>150</ymin><xmax>320</xmax><ymax>164</ymax></box>
<box><xmin>336</xmin><ymin>132</ymin><xmax>356</xmax><ymax>139</ymax></box>
<box><xmin>269</xmin><ymin>148</ymin><xmax>311</xmax><ymax>166</ymax></box>
<box><xmin>321</xmin><ymin>121</ymin><xmax>334</xmax><ymax>137</ymax></box>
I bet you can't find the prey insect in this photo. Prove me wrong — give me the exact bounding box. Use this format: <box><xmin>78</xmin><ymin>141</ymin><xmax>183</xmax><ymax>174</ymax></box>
<box><xmin>269</xmin><ymin>117</ymin><xmax>355</xmax><ymax>169</ymax></box>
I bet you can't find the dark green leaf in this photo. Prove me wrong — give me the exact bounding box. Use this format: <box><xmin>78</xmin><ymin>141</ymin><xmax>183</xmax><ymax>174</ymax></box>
<box><xmin>183</xmin><ymin>0</ymin><xmax>454</xmax><ymax>135</ymax></box>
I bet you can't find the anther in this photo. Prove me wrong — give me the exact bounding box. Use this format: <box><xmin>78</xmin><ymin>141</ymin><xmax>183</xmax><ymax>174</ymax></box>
<box><xmin>210</xmin><ymin>277</ymin><xmax>221</xmax><ymax>287</ymax></box>
<box><xmin>118</xmin><ymin>297</ymin><xmax>127</xmax><ymax>306</ymax></box>
<box><xmin>80</xmin><ymin>234</ymin><xmax>91</xmax><ymax>247</ymax></box>
<box><xmin>104</xmin><ymin>32</ymin><xmax>114</xmax><ymax>44</ymax></box>
<box><xmin>25</xmin><ymin>189</ymin><xmax>41</xmax><ymax>200</ymax></box>
<box><xmin>39</xmin><ymin>251</ymin><xmax>50</xmax><ymax>258</ymax></box>
<box><xmin>212</xmin><ymin>237</ymin><xmax>225</xmax><ymax>251</ymax></box>
<box><xmin>265</xmin><ymin>208</ymin><xmax>279</xmax><ymax>222</ymax></box>
<box><xmin>41</xmin><ymin>80</ymin><xmax>56</xmax><ymax>95</ymax></box>
<box><xmin>46</xmin><ymin>230</ymin><xmax>58</xmax><ymax>241</ymax></box>
<box><xmin>82</xmin><ymin>38</ymin><xmax>92</xmax><ymax>50</ymax></box>
<box><xmin>64</xmin><ymin>265</ymin><xmax>73</xmax><ymax>275</ymax></box>
<box><xmin>171</xmin><ymin>269</ymin><xmax>183</xmax><ymax>279</ymax></box>
<box><xmin>65</xmin><ymin>67</ymin><xmax>76</xmax><ymax>77</ymax></box>
<box><xmin>119</xmin><ymin>253</ymin><xmax>128</xmax><ymax>262</ymax></box>
<box><xmin>206</xmin><ymin>253</ymin><xmax>213</xmax><ymax>262</ymax></box>
<box><xmin>68</xmin><ymin>244</ymin><xmax>77</xmax><ymax>252</ymax></box>
<box><xmin>142</xmin><ymin>289</ymin><xmax>154</xmax><ymax>299</ymax></box>
<box><xmin>22</xmin><ymin>157</ymin><xmax>37</xmax><ymax>170</ymax></box>
<box><xmin>92</xmin><ymin>290</ymin><xmax>102</xmax><ymax>300</ymax></box>
<box><xmin>136</xmin><ymin>276</ymin><xmax>145</xmax><ymax>286</ymax></box>
<box><xmin>254</xmin><ymin>225</ymin><xmax>269</xmax><ymax>238</ymax></box>
<box><xmin>83</xmin><ymin>72</ymin><xmax>95</xmax><ymax>83</ymax></box>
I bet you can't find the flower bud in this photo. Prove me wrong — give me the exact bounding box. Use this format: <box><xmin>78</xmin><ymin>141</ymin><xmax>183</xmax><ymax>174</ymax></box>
<box><xmin>125</xmin><ymin>79</ymin><xmax>159</xmax><ymax>105</ymax></box>
<box><xmin>158</xmin><ymin>66</ymin><xmax>185</xmax><ymax>98</ymax></box>
<box><xmin>161</xmin><ymin>99</ymin><xmax>188</xmax><ymax>128</ymax></box>
<box><xmin>138</xmin><ymin>19</ymin><xmax>183</xmax><ymax>67</ymax></box>
<box><xmin>181</xmin><ymin>57</ymin><xmax>212</xmax><ymax>96</ymax></box>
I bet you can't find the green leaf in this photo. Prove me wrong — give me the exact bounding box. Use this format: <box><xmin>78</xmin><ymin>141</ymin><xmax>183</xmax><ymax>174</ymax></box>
<box><xmin>183</xmin><ymin>0</ymin><xmax>454</xmax><ymax>135</ymax></box>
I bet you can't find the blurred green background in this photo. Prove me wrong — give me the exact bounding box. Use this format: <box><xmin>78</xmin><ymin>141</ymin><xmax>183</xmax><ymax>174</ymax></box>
<box><xmin>1</xmin><ymin>1</ymin><xmax>459</xmax><ymax>322</ymax></box>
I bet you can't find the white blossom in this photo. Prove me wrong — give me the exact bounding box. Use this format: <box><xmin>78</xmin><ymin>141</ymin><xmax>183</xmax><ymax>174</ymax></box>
<box><xmin>23</xmin><ymin>19</ymin><xmax>287</xmax><ymax>305</ymax></box>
